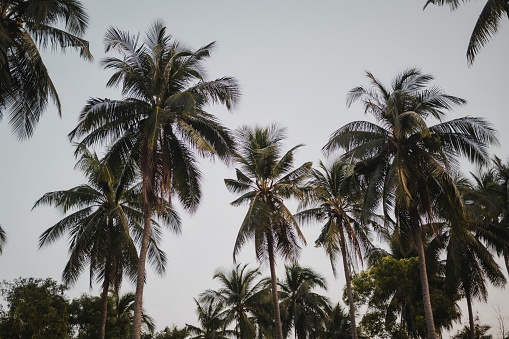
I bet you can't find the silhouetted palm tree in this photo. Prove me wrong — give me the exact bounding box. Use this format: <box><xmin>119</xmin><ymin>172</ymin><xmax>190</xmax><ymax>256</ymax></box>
<box><xmin>187</xmin><ymin>299</ymin><xmax>234</xmax><ymax>339</ymax></box>
<box><xmin>296</xmin><ymin>160</ymin><xmax>373</xmax><ymax>339</ymax></box>
<box><xmin>69</xmin><ymin>20</ymin><xmax>239</xmax><ymax>339</ymax></box>
<box><xmin>200</xmin><ymin>264</ymin><xmax>271</xmax><ymax>338</ymax></box>
<box><xmin>278</xmin><ymin>265</ymin><xmax>331</xmax><ymax>339</ymax></box>
<box><xmin>323</xmin><ymin>68</ymin><xmax>497</xmax><ymax>339</ymax></box>
<box><xmin>34</xmin><ymin>146</ymin><xmax>175</xmax><ymax>339</ymax></box>
<box><xmin>424</xmin><ymin>0</ymin><xmax>509</xmax><ymax>64</ymax></box>
<box><xmin>0</xmin><ymin>0</ymin><xmax>92</xmax><ymax>139</ymax></box>
<box><xmin>225</xmin><ymin>124</ymin><xmax>312</xmax><ymax>339</ymax></box>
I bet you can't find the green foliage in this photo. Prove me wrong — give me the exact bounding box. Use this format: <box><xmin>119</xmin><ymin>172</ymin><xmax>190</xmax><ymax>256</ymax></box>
<box><xmin>350</xmin><ymin>256</ymin><xmax>461</xmax><ymax>338</ymax></box>
<box><xmin>69</xmin><ymin>292</ymin><xmax>155</xmax><ymax>338</ymax></box>
<box><xmin>151</xmin><ymin>325</ymin><xmax>189</xmax><ymax>339</ymax></box>
<box><xmin>0</xmin><ymin>277</ymin><xmax>71</xmax><ymax>339</ymax></box>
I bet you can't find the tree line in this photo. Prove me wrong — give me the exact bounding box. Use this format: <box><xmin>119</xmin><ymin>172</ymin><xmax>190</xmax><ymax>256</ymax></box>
<box><xmin>1</xmin><ymin>1</ymin><xmax>509</xmax><ymax>339</ymax></box>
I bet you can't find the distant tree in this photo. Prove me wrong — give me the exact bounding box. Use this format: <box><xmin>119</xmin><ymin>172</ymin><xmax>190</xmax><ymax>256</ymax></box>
<box><xmin>69</xmin><ymin>292</ymin><xmax>154</xmax><ymax>339</ymax></box>
<box><xmin>200</xmin><ymin>264</ymin><xmax>272</xmax><ymax>338</ymax></box>
<box><xmin>0</xmin><ymin>0</ymin><xmax>92</xmax><ymax>139</ymax></box>
<box><xmin>350</xmin><ymin>253</ymin><xmax>461</xmax><ymax>338</ymax></box>
<box><xmin>424</xmin><ymin>0</ymin><xmax>509</xmax><ymax>64</ymax></box>
<box><xmin>224</xmin><ymin>124</ymin><xmax>312</xmax><ymax>339</ymax></box>
<box><xmin>323</xmin><ymin>303</ymin><xmax>353</xmax><ymax>339</ymax></box>
<box><xmin>296</xmin><ymin>159</ymin><xmax>374</xmax><ymax>339</ymax></box>
<box><xmin>277</xmin><ymin>265</ymin><xmax>331</xmax><ymax>339</ymax></box>
<box><xmin>186</xmin><ymin>299</ymin><xmax>234</xmax><ymax>338</ymax></box>
<box><xmin>152</xmin><ymin>325</ymin><xmax>189</xmax><ymax>339</ymax></box>
<box><xmin>451</xmin><ymin>314</ymin><xmax>492</xmax><ymax>339</ymax></box>
<box><xmin>0</xmin><ymin>277</ymin><xmax>71</xmax><ymax>338</ymax></box>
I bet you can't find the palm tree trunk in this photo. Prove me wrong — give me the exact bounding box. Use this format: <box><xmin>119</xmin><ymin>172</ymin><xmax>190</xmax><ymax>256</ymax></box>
<box><xmin>100</xmin><ymin>273</ymin><xmax>110</xmax><ymax>339</ymax></box>
<box><xmin>465</xmin><ymin>286</ymin><xmax>475</xmax><ymax>339</ymax></box>
<box><xmin>412</xmin><ymin>225</ymin><xmax>437</xmax><ymax>339</ymax></box>
<box><xmin>338</xmin><ymin>228</ymin><xmax>358</xmax><ymax>339</ymax></box>
<box><xmin>267</xmin><ymin>234</ymin><xmax>284</xmax><ymax>339</ymax></box>
<box><xmin>132</xmin><ymin>203</ymin><xmax>152</xmax><ymax>339</ymax></box>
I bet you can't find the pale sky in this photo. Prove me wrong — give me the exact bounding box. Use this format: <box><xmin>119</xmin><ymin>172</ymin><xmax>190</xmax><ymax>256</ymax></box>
<box><xmin>1</xmin><ymin>1</ymin><xmax>509</xmax><ymax>336</ymax></box>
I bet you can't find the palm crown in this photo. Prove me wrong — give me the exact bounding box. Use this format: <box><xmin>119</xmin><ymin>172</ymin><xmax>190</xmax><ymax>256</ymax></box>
<box><xmin>0</xmin><ymin>0</ymin><xmax>92</xmax><ymax>139</ymax></box>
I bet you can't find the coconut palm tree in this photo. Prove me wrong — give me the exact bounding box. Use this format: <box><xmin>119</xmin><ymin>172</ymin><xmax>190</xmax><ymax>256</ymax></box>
<box><xmin>323</xmin><ymin>303</ymin><xmax>352</xmax><ymax>339</ymax></box>
<box><xmin>34</xmin><ymin>146</ymin><xmax>176</xmax><ymax>339</ymax></box>
<box><xmin>423</xmin><ymin>0</ymin><xmax>509</xmax><ymax>64</ymax></box>
<box><xmin>277</xmin><ymin>264</ymin><xmax>331</xmax><ymax>339</ymax></box>
<box><xmin>110</xmin><ymin>291</ymin><xmax>156</xmax><ymax>338</ymax></box>
<box><xmin>295</xmin><ymin>160</ymin><xmax>373</xmax><ymax>339</ymax></box>
<box><xmin>186</xmin><ymin>299</ymin><xmax>234</xmax><ymax>339</ymax></box>
<box><xmin>68</xmin><ymin>20</ymin><xmax>240</xmax><ymax>339</ymax></box>
<box><xmin>200</xmin><ymin>264</ymin><xmax>272</xmax><ymax>339</ymax></box>
<box><xmin>0</xmin><ymin>0</ymin><xmax>92</xmax><ymax>139</ymax></box>
<box><xmin>445</xmin><ymin>174</ymin><xmax>509</xmax><ymax>339</ymax></box>
<box><xmin>224</xmin><ymin>124</ymin><xmax>312</xmax><ymax>339</ymax></box>
<box><xmin>323</xmin><ymin>68</ymin><xmax>498</xmax><ymax>339</ymax></box>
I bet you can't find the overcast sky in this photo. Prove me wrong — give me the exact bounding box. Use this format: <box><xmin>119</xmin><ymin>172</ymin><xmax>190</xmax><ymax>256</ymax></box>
<box><xmin>1</xmin><ymin>0</ymin><xmax>509</xmax><ymax>335</ymax></box>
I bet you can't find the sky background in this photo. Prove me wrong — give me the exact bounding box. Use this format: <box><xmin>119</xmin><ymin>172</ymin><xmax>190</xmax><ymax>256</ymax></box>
<box><xmin>1</xmin><ymin>0</ymin><xmax>509</xmax><ymax>336</ymax></box>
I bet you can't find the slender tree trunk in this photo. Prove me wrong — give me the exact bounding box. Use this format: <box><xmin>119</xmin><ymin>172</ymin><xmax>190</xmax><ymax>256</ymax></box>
<box><xmin>412</xmin><ymin>225</ymin><xmax>437</xmax><ymax>339</ymax></box>
<box><xmin>338</xmin><ymin>227</ymin><xmax>358</xmax><ymax>339</ymax></box>
<box><xmin>100</xmin><ymin>273</ymin><xmax>110</xmax><ymax>339</ymax></box>
<box><xmin>267</xmin><ymin>234</ymin><xmax>284</xmax><ymax>339</ymax></box>
<box><xmin>465</xmin><ymin>287</ymin><xmax>475</xmax><ymax>339</ymax></box>
<box><xmin>132</xmin><ymin>203</ymin><xmax>152</xmax><ymax>339</ymax></box>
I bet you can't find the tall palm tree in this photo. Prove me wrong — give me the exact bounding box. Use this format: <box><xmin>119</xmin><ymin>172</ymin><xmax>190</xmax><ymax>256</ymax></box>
<box><xmin>423</xmin><ymin>0</ymin><xmax>509</xmax><ymax>64</ymax></box>
<box><xmin>69</xmin><ymin>21</ymin><xmax>240</xmax><ymax>339</ymax></box>
<box><xmin>0</xmin><ymin>0</ymin><xmax>92</xmax><ymax>139</ymax></box>
<box><xmin>446</xmin><ymin>174</ymin><xmax>508</xmax><ymax>339</ymax></box>
<box><xmin>295</xmin><ymin>160</ymin><xmax>373</xmax><ymax>339</ymax></box>
<box><xmin>33</xmin><ymin>146</ymin><xmax>176</xmax><ymax>339</ymax></box>
<box><xmin>186</xmin><ymin>299</ymin><xmax>234</xmax><ymax>339</ymax></box>
<box><xmin>277</xmin><ymin>264</ymin><xmax>331</xmax><ymax>339</ymax></box>
<box><xmin>323</xmin><ymin>68</ymin><xmax>498</xmax><ymax>339</ymax></box>
<box><xmin>200</xmin><ymin>264</ymin><xmax>271</xmax><ymax>339</ymax></box>
<box><xmin>224</xmin><ymin>124</ymin><xmax>312</xmax><ymax>339</ymax></box>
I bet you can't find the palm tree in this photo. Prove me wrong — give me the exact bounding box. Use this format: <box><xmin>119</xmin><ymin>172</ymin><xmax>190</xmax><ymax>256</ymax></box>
<box><xmin>323</xmin><ymin>68</ymin><xmax>498</xmax><ymax>339</ymax></box>
<box><xmin>186</xmin><ymin>299</ymin><xmax>234</xmax><ymax>339</ymax></box>
<box><xmin>323</xmin><ymin>303</ymin><xmax>352</xmax><ymax>339</ymax></box>
<box><xmin>224</xmin><ymin>124</ymin><xmax>312</xmax><ymax>339</ymax></box>
<box><xmin>33</xmin><ymin>146</ymin><xmax>176</xmax><ymax>339</ymax></box>
<box><xmin>277</xmin><ymin>264</ymin><xmax>331</xmax><ymax>339</ymax></box>
<box><xmin>423</xmin><ymin>0</ymin><xmax>509</xmax><ymax>64</ymax></box>
<box><xmin>445</xmin><ymin>174</ymin><xmax>508</xmax><ymax>339</ymax></box>
<box><xmin>0</xmin><ymin>0</ymin><xmax>92</xmax><ymax>139</ymax></box>
<box><xmin>110</xmin><ymin>291</ymin><xmax>156</xmax><ymax>338</ymax></box>
<box><xmin>0</xmin><ymin>224</ymin><xmax>5</xmax><ymax>254</ymax></box>
<box><xmin>200</xmin><ymin>264</ymin><xmax>271</xmax><ymax>338</ymax></box>
<box><xmin>295</xmin><ymin>160</ymin><xmax>373</xmax><ymax>339</ymax></box>
<box><xmin>68</xmin><ymin>20</ymin><xmax>240</xmax><ymax>339</ymax></box>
